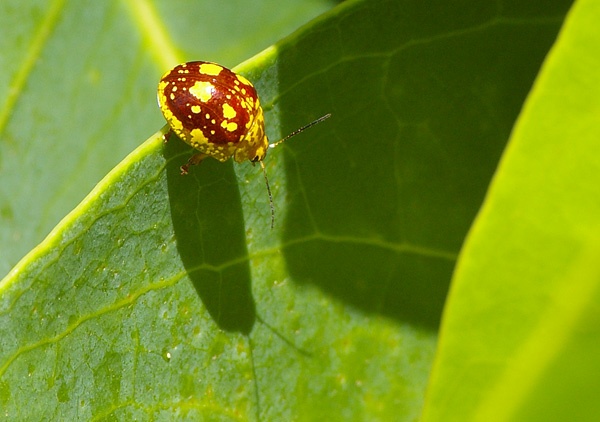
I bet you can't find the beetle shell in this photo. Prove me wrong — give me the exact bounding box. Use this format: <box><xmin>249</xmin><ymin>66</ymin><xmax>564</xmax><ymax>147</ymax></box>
<box><xmin>157</xmin><ymin>61</ymin><xmax>268</xmax><ymax>163</ymax></box>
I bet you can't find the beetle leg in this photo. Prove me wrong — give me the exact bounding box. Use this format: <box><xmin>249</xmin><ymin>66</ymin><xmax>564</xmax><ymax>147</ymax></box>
<box><xmin>163</xmin><ymin>129</ymin><xmax>173</xmax><ymax>144</ymax></box>
<box><xmin>180</xmin><ymin>153</ymin><xmax>207</xmax><ymax>175</ymax></box>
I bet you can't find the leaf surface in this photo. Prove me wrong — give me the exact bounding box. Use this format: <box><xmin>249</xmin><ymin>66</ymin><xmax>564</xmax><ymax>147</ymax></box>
<box><xmin>0</xmin><ymin>0</ymin><xmax>331</xmax><ymax>277</ymax></box>
<box><xmin>0</xmin><ymin>0</ymin><xmax>571</xmax><ymax>419</ymax></box>
<box><xmin>422</xmin><ymin>0</ymin><xmax>600</xmax><ymax>420</ymax></box>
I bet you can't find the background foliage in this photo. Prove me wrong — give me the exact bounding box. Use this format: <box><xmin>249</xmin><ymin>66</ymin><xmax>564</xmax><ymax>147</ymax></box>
<box><xmin>2</xmin><ymin>0</ymin><xmax>596</xmax><ymax>420</ymax></box>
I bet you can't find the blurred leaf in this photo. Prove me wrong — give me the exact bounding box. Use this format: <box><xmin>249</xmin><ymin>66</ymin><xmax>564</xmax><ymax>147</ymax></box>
<box><xmin>0</xmin><ymin>0</ymin><xmax>332</xmax><ymax>277</ymax></box>
<box><xmin>422</xmin><ymin>0</ymin><xmax>600</xmax><ymax>421</ymax></box>
<box><xmin>0</xmin><ymin>0</ymin><xmax>573</xmax><ymax>420</ymax></box>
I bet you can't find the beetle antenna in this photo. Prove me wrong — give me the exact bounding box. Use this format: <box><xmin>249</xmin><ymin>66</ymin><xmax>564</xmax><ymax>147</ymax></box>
<box><xmin>269</xmin><ymin>113</ymin><xmax>331</xmax><ymax>149</ymax></box>
<box><xmin>259</xmin><ymin>161</ymin><xmax>276</xmax><ymax>229</ymax></box>
<box><xmin>264</xmin><ymin>113</ymin><xmax>331</xmax><ymax>229</ymax></box>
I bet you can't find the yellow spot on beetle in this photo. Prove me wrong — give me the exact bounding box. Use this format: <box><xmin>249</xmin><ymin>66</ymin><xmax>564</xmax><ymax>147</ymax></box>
<box><xmin>199</xmin><ymin>63</ymin><xmax>223</xmax><ymax>76</ymax></box>
<box><xmin>191</xmin><ymin>105</ymin><xmax>201</xmax><ymax>114</ymax></box>
<box><xmin>236</xmin><ymin>74</ymin><xmax>252</xmax><ymax>86</ymax></box>
<box><xmin>189</xmin><ymin>81</ymin><xmax>214</xmax><ymax>103</ymax></box>
<box><xmin>190</xmin><ymin>128</ymin><xmax>209</xmax><ymax>143</ymax></box>
<box><xmin>221</xmin><ymin>120</ymin><xmax>238</xmax><ymax>132</ymax></box>
<box><xmin>222</xmin><ymin>103</ymin><xmax>236</xmax><ymax>119</ymax></box>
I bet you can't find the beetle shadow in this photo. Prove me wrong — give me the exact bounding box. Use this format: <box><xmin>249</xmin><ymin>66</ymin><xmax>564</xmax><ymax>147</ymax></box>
<box><xmin>273</xmin><ymin>12</ymin><xmax>558</xmax><ymax>329</ymax></box>
<box><xmin>164</xmin><ymin>136</ymin><xmax>255</xmax><ymax>334</ymax></box>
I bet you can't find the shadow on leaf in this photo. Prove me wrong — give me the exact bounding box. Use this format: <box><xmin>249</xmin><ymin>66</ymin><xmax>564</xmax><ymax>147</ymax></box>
<box><xmin>164</xmin><ymin>136</ymin><xmax>255</xmax><ymax>334</ymax></box>
<box><xmin>274</xmin><ymin>10</ymin><xmax>564</xmax><ymax>329</ymax></box>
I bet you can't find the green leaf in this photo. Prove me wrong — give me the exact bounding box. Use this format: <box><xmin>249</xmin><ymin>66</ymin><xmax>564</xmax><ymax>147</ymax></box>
<box><xmin>0</xmin><ymin>0</ymin><xmax>332</xmax><ymax>278</ymax></box>
<box><xmin>0</xmin><ymin>0</ymin><xmax>572</xmax><ymax>420</ymax></box>
<box><xmin>422</xmin><ymin>0</ymin><xmax>600</xmax><ymax>421</ymax></box>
